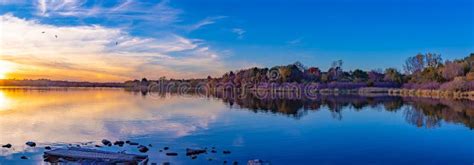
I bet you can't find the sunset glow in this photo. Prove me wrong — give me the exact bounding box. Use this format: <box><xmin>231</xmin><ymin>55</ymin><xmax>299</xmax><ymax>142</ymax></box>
<box><xmin>0</xmin><ymin>60</ymin><xmax>14</xmax><ymax>79</ymax></box>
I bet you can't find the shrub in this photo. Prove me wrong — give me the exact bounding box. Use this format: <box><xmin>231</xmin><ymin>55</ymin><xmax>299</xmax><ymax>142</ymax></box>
<box><xmin>466</xmin><ymin>72</ymin><xmax>474</xmax><ymax>81</ymax></box>
<box><xmin>402</xmin><ymin>82</ymin><xmax>440</xmax><ymax>90</ymax></box>
<box><xmin>440</xmin><ymin>77</ymin><xmax>469</xmax><ymax>91</ymax></box>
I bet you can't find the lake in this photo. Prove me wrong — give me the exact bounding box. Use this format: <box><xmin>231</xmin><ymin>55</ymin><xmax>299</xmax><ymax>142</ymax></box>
<box><xmin>0</xmin><ymin>87</ymin><xmax>473</xmax><ymax>165</ymax></box>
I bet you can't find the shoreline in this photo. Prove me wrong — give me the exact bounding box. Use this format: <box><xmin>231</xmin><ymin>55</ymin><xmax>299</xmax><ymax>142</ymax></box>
<box><xmin>2</xmin><ymin>85</ymin><xmax>474</xmax><ymax>101</ymax></box>
<box><xmin>388</xmin><ymin>88</ymin><xmax>474</xmax><ymax>101</ymax></box>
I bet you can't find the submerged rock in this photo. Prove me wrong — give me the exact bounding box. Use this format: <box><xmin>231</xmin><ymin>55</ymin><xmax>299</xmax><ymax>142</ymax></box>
<box><xmin>247</xmin><ymin>159</ymin><xmax>270</xmax><ymax>165</ymax></box>
<box><xmin>26</xmin><ymin>142</ymin><xmax>36</xmax><ymax>147</ymax></box>
<box><xmin>232</xmin><ymin>161</ymin><xmax>238</xmax><ymax>165</ymax></box>
<box><xmin>44</xmin><ymin>146</ymin><xmax>52</xmax><ymax>150</ymax></box>
<box><xmin>186</xmin><ymin>148</ymin><xmax>207</xmax><ymax>156</ymax></box>
<box><xmin>2</xmin><ymin>144</ymin><xmax>12</xmax><ymax>148</ymax></box>
<box><xmin>127</xmin><ymin>141</ymin><xmax>139</xmax><ymax>146</ymax></box>
<box><xmin>114</xmin><ymin>141</ymin><xmax>125</xmax><ymax>147</ymax></box>
<box><xmin>20</xmin><ymin>156</ymin><xmax>28</xmax><ymax>160</ymax></box>
<box><xmin>138</xmin><ymin>145</ymin><xmax>149</xmax><ymax>153</ymax></box>
<box><xmin>166</xmin><ymin>152</ymin><xmax>178</xmax><ymax>156</ymax></box>
<box><xmin>223</xmin><ymin>150</ymin><xmax>231</xmax><ymax>154</ymax></box>
<box><xmin>101</xmin><ymin>139</ymin><xmax>112</xmax><ymax>146</ymax></box>
<box><xmin>162</xmin><ymin>162</ymin><xmax>171</xmax><ymax>165</ymax></box>
<box><xmin>163</xmin><ymin>147</ymin><xmax>169</xmax><ymax>150</ymax></box>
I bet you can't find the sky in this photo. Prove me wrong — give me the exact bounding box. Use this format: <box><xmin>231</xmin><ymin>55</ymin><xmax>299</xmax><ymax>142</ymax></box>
<box><xmin>0</xmin><ymin>0</ymin><xmax>473</xmax><ymax>82</ymax></box>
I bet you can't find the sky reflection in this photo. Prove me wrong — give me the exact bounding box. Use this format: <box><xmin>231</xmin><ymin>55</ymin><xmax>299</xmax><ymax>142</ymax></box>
<box><xmin>0</xmin><ymin>88</ymin><xmax>224</xmax><ymax>156</ymax></box>
<box><xmin>0</xmin><ymin>88</ymin><xmax>472</xmax><ymax>164</ymax></box>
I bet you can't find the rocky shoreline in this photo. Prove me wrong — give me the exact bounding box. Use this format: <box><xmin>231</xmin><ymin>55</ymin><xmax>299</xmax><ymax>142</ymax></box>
<box><xmin>387</xmin><ymin>88</ymin><xmax>474</xmax><ymax>101</ymax></box>
<box><xmin>1</xmin><ymin>140</ymin><xmax>270</xmax><ymax>165</ymax></box>
<box><xmin>248</xmin><ymin>87</ymin><xmax>474</xmax><ymax>101</ymax></box>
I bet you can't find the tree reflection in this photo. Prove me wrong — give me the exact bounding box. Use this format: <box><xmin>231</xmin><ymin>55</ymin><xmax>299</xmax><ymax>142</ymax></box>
<box><xmin>135</xmin><ymin>89</ymin><xmax>474</xmax><ymax>129</ymax></box>
<box><xmin>205</xmin><ymin>91</ymin><xmax>474</xmax><ymax>129</ymax></box>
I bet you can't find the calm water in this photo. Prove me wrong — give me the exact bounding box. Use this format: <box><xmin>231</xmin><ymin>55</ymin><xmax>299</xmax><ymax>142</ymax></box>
<box><xmin>0</xmin><ymin>88</ymin><xmax>473</xmax><ymax>165</ymax></box>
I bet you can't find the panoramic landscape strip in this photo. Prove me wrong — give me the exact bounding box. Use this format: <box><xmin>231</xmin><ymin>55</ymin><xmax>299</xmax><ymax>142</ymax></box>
<box><xmin>2</xmin><ymin>53</ymin><xmax>474</xmax><ymax>100</ymax></box>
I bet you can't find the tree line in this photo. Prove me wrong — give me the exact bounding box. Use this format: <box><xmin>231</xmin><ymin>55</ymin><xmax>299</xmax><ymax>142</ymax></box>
<box><xmin>204</xmin><ymin>53</ymin><xmax>474</xmax><ymax>91</ymax></box>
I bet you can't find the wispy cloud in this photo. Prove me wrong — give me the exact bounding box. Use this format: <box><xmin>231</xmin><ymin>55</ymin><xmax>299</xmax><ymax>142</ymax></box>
<box><xmin>185</xmin><ymin>16</ymin><xmax>227</xmax><ymax>32</ymax></box>
<box><xmin>34</xmin><ymin>0</ymin><xmax>182</xmax><ymax>26</ymax></box>
<box><xmin>36</xmin><ymin>0</ymin><xmax>88</xmax><ymax>17</ymax></box>
<box><xmin>0</xmin><ymin>14</ymin><xmax>230</xmax><ymax>81</ymax></box>
<box><xmin>0</xmin><ymin>0</ymin><xmax>26</xmax><ymax>5</ymax></box>
<box><xmin>287</xmin><ymin>37</ymin><xmax>303</xmax><ymax>45</ymax></box>
<box><xmin>232</xmin><ymin>28</ymin><xmax>246</xmax><ymax>39</ymax></box>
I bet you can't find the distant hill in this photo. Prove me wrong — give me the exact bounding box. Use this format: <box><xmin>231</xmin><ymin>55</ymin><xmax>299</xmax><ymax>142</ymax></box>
<box><xmin>0</xmin><ymin>79</ymin><xmax>125</xmax><ymax>87</ymax></box>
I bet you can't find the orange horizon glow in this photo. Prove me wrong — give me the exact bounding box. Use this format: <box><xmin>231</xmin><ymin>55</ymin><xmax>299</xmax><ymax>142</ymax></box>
<box><xmin>0</xmin><ymin>60</ymin><xmax>15</xmax><ymax>80</ymax></box>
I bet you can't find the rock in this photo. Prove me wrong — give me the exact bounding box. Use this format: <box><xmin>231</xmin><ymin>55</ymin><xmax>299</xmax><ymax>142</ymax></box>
<box><xmin>159</xmin><ymin>150</ymin><xmax>163</xmax><ymax>152</ymax></box>
<box><xmin>211</xmin><ymin>150</ymin><xmax>217</xmax><ymax>153</ymax></box>
<box><xmin>26</xmin><ymin>142</ymin><xmax>36</xmax><ymax>147</ymax></box>
<box><xmin>128</xmin><ymin>142</ymin><xmax>139</xmax><ymax>146</ymax></box>
<box><xmin>191</xmin><ymin>156</ymin><xmax>197</xmax><ymax>159</ymax></box>
<box><xmin>20</xmin><ymin>156</ymin><xmax>28</xmax><ymax>160</ymax></box>
<box><xmin>223</xmin><ymin>150</ymin><xmax>231</xmax><ymax>154</ymax></box>
<box><xmin>208</xmin><ymin>158</ymin><xmax>213</xmax><ymax>161</ymax></box>
<box><xmin>223</xmin><ymin>160</ymin><xmax>227</xmax><ymax>164</ymax></box>
<box><xmin>163</xmin><ymin>147</ymin><xmax>169</xmax><ymax>150</ymax></box>
<box><xmin>232</xmin><ymin>161</ymin><xmax>238</xmax><ymax>165</ymax></box>
<box><xmin>166</xmin><ymin>152</ymin><xmax>178</xmax><ymax>156</ymax></box>
<box><xmin>162</xmin><ymin>162</ymin><xmax>171</xmax><ymax>165</ymax></box>
<box><xmin>2</xmin><ymin>144</ymin><xmax>12</xmax><ymax>148</ymax></box>
<box><xmin>101</xmin><ymin>139</ymin><xmax>112</xmax><ymax>146</ymax></box>
<box><xmin>114</xmin><ymin>141</ymin><xmax>125</xmax><ymax>147</ymax></box>
<box><xmin>95</xmin><ymin>145</ymin><xmax>102</xmax><ymax>148</ymax></box>
<box><xmin>247</xmin><ymin>159</ymin><xmax>270</xmax><ymax>165</ymax></box>
<box><xmin>138</xmin><ymin>145</ymin><xmax>149</xmax><ymax>153</ymax></box>
<box><xmin>44</xmin><ymin>146</ymin><xmax>52</xmax><ymax>150</ymax></box>
<box><xmin>148</xmin><ymin>144</ymin><xmax>153</xmax><ymax>147</ymax></box>
<box><xmin>186</xmin><ymin>148</ymin><xmax>207</xmax><ymax>156</ymax></box>
<box><xmin>151</xmin><ymin>163</ymin><xmax>157</xmax><ymax>165</ymax></box>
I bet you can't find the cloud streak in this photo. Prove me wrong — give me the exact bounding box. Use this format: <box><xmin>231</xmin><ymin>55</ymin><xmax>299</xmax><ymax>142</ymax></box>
<box><xmin>34</xmin><ymin>0</ymin><xmax>182</xmax><ymax>26</ymax></box>
<box><xmin>232</xmin><ymin>28</ymin><xmax>246</xmax><ymax>39</ymax></box>
<box><xmin>185</xmin><ymin>16</ymin><xmax>227</xmax><ymax>32</ymax></box>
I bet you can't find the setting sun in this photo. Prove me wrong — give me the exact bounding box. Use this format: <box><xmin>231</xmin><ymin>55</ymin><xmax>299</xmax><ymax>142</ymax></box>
<box><xmin>0</xmin><ymin>61</ymin><xmax>14</xmax><ymax>79</ymax></box>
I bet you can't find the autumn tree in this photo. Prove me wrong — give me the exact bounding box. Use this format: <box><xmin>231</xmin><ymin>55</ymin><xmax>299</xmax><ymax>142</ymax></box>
<box><xmin>384</xmin><ymin>68</ymin><xmax>403</xmax><ymax>84</ymax></box>
<box><xmin>442</xmin><ymin>61</ymin><xmax>464</xmax><ymax>81</ymax></box>
<box><xmin>404</xmin><ymin>53</ymin><xmax>426</xmax><ymax>74</ymax></box>
<box><xmin>352</xmin><ymin>69</ymin><xmax>368</xmax><ymax>82</ymax></box>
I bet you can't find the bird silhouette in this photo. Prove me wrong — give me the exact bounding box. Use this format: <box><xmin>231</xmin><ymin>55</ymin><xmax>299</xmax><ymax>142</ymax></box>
<box><xmin>41</xmin><ymin>31</ymin><xmax>45</xmax><ymax>34</ymax></box>
<box><xmin>116</xmin><ymin>42</ymin><xmax>118</xmax><ymax>45</ymax></box>
<box><xmin>55</xmin><ymin>35</ymin><xmax>58</xmax><ymax>38</ymax></box>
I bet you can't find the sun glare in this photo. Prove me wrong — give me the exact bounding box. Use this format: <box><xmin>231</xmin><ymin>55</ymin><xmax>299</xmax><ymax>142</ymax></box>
<box><xmin>0</xmin><ymin>61</ymin><xmax>13</xmax><ymax>79</ymax></box>
<box><xmin>0</xmin><ymin>91</ymin><xmax>10</xmax><ymax>111</ymax></box>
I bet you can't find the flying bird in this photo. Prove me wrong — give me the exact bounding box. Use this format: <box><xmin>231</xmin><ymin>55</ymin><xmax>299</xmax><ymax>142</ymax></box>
<box><xmin>41</xmin><ymin>31</ymin><xmax>45</xmax><ymax>34</ymax></box>
<box><xmin>116</xmin><ymin>42</ymin><xmax>118</xmax><ymax>45</ymax></box>
<box><xmin>55</xmin><ymin>35</ymin><xmax>58</xmax><ymax>38</ymax></box>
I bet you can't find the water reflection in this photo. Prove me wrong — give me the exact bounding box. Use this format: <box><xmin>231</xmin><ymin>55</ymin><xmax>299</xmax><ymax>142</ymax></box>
<box><xmin>0</xmin><ymin>88</ymin><xmax>223</xmax><ymax>156</ymax></box>
<box><xmin>0</xmin><ymin>88</ymin><xmax>472</xmax><ymax>163</ymax></box>
<box><xmin>208</xmin><ymin>91</ymin><xmax>474</xmax><ymax>129</ymax></box>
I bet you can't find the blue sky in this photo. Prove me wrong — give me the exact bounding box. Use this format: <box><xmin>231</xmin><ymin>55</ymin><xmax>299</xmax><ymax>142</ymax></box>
<box><xmin>0</xmin><ymin>0</ymin><xmax>473</xmax><ymax>81</ymax></box>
